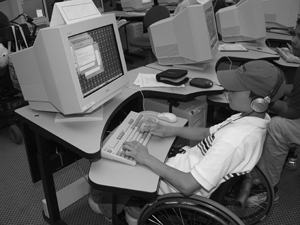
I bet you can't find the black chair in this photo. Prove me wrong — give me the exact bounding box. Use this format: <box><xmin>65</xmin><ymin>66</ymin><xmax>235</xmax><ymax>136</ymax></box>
<box><xmin>128</xmin><ymin>5</ymin><xmax>170</xmax><ymax>64</ymax></box>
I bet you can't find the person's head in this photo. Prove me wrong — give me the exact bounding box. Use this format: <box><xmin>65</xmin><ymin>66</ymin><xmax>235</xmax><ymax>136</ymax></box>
<box><xmin>217</xmin><ymin>60</ymin><xmax>286</xmax><ymax>115</ymax></box>
<box><xmin>291</xmin><ymin>18</ymin><xmax>300</xmax><ymax>57</ymax></box>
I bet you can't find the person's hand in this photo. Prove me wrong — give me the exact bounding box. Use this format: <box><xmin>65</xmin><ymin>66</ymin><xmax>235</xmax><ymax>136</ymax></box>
<box><xmin>123</xmin><ymin>141</ymin><xmax>150</xmax><ymax>165</ymax></box>
<box><xmin>139</xmin><ymin>117</ymin><xmax>170</xmax><ymax>138</ymax></box>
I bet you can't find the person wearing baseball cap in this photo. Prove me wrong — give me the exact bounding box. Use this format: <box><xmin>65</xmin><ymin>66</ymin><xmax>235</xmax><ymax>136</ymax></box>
<box><xmin>91</xmin><ymin>60</ymin><xmax>286</xmax><ymax>224</ymax></box>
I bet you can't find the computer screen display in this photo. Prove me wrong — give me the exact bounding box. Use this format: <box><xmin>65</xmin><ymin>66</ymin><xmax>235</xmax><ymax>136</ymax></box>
<box><xmin>263</xmin><ymin>0</ymin><xmax>300</xmax><ymax>28</ymax></box>
<box><xmin>215</xmin><ymin>0</ymin><xmax>266</xmax><ymax>43</ymax></box>
<box><xmin>149</xmin><ymin>1</ymin><xmax>219</xmax><ymax>66</ymax></box>
<box><xmin>121</xmin><ymin>0</ymin><xmax>154</xmax><ymax>11</ymax></box>
<box><xmin>10</xmin><ymin>14</ymin><xmax>129</xmax><ymax>116</ymax></box>
<box><xmin>6</xmin><ymin>0</ymin><xmax>49</xmax><ymax>26</ymax></box>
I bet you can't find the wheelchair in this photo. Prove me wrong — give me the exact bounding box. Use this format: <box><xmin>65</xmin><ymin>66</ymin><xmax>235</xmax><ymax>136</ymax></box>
<box><xmin>137</xmin><ymin>165</ymin><xmax>274</xmax><ymax>225</ymax></box>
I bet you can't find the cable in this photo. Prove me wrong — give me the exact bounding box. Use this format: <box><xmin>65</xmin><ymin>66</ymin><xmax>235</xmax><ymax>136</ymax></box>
<box><xmin>225</xmin><ymin>56</ymin><xmax>233</xmax><ymax>70</ymax></box>
<box><xmin>125</xmin><ymin>85</ymin><xmax>146</xmax><ymax>111</ymax></box>
<box><xmin>145</xmin><ymin>65</ymin><xmax>165</xmax><ymax>72</ymax></box>
<box><xmin>75</xmin><ymin>159</ymin><xmax>89</xmax><ymax>184</ymax></box>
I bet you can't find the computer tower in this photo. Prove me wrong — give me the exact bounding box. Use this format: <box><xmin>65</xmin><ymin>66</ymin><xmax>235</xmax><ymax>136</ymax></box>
<box><xmin>144</xmin><ymin>97</ymin><xmax>208</xmax><ymax>147</ymax></box>
<box><xmin>120</xmin><ymin>22</ymin><xmax>143</xmax><ymax>53</ymax></box>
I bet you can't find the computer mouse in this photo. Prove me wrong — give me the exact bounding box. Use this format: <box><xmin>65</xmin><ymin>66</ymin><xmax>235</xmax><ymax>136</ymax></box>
<box><xmin>157</xmin><ymin>112</ymin><xmax>178</xmax><ymax>123</ymax></box>
<box><xmin>189</xmin><ymin>78</ymin><xmax>213</xmax><ymax>89</ymax></box>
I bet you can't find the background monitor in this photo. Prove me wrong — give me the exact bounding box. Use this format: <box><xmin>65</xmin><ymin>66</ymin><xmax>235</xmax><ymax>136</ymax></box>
<box><xmin>263</xmin><ymin>0</ymin><xmax>300</xmax><ymax>28</ymax></box>
<box><xmin>10</xmin><ymin>14</ymin><xmax>129</xmax><ymax>117</ymax></box>
<box><xmin>120</xmin><ymin>0</ymin><xmax>154</xmax><ymax>11</ymax></box>
<box><xmin>149</xmin><ymin>1</ymin><xmax>219</xmax><ymax>66</ymax></box>
<box><xmin>215</xmin><ymin>0</ymin><xmax>266</xmax><ymax>43</ymax></box>
<box><xmin>6</xmin><ymin>0</ymin><xmax>49</xmax><ymax>26</ymax></box>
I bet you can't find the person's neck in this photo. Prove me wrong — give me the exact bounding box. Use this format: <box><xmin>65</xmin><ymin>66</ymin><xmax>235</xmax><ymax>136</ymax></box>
<box><xmin>241</xmin><ymin>111</ymin><xmax>265</xmax><ymax>119</ymax></box>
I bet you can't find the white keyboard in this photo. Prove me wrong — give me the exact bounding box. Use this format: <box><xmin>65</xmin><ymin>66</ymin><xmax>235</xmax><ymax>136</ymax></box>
<box><xmin>101</xmin><ymin>111</ymin><xmax>152</xmax><ymax>166</ymax></box>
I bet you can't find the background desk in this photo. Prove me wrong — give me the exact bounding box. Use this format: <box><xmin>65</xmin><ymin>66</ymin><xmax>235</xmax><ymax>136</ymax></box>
<box><xmin>126</xmin><ymin>66</ymin><xmax>224</xmax><ymax>102</ymax></box>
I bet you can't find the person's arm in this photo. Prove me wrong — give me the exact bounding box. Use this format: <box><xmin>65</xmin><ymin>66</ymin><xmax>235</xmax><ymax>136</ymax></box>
<box><xmin>269</xmin><ymin>100</ymin><xmax>300</xmax><ymax>119</ymax></box>
<box><xmin>141</xmin><ymin>119</ymin><xmax>210</xmax><ymax>141</ymax></box>
<box><xmin>123</xmin><ymin>141</ymin><xmax>202</xmax><ymax>196</ymax></box>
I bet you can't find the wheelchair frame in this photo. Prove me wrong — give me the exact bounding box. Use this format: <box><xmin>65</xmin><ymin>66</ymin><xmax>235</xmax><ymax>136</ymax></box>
<box><xmin>137</xmin><ymin>165</ymin><xmax>274</xmax><ymax>225</ymax></box>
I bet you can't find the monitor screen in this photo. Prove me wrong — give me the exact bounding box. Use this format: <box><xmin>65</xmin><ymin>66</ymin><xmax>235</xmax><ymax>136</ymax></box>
<box><xmin>263</xmin><ymin>0</ymin><xmax>300</xmax><ymax>28</ymax></box>
<box><xmin>149</xmin><ymin>1</ymin><xmax>219</xmax><ymax>66</ymax></box>
<box><xmin>121</xmin><ymin>0</ymin><xmax>154</xmax><ymax>11</ymax></box>
<box><xmin>216</xmin><ymin>0</ymin><xmax>266</xmax><ymax>43</ymax></box>
<box><xmin>6</xmin><ymin>0</ymin><xmax>49</xmax><ymax>26</ymax></box>
<box><xmin>10</xmin><ymin>14</ymin><xmax>129</xmax><ymax>116</ymax></box>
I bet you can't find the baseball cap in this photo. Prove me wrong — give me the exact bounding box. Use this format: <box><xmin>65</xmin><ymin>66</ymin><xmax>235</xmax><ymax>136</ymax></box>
<box><xmin>217</xmin><ymin>60</ymin><xmax>286</xmax><ymax>102</ymax></box>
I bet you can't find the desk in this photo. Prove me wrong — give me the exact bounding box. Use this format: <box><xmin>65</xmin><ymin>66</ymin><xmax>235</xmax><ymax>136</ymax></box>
<box><xmin>15</xmin><ymin>87</ymin><xmax>144</xmax><ymax>225</ymax></box>
<box><xmin>15</xmin><ymin>47</ymin><xmax>282</xmax><ymax>224</ymax></box>
<box><xmin>104</xmin><ymin>10</ymin><xmax>145</xmax><ymax>22</ymax></box>
<box><xmin>14</xmin><ymin>66</ymin><xmax>202</xmax><ymax>225</ymax></box>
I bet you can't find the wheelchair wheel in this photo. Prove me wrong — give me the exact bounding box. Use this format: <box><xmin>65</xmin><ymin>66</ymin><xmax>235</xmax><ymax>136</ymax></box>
<box><xmin>9</xmin><ymin>124</ymin><xmax>23</xmax><ymax>144</ymax></box>
<box><xmin>138</xmin><ymin>193</ymin><xmax>244</xmax><ymax>225</ymax></box>
<box><xmin>223</xmin><ymin>166</ymin><xmax>274</xmax><ymax>225</ymax></box>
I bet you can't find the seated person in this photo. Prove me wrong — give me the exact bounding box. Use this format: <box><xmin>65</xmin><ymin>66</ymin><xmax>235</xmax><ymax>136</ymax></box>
<box><xmin>89</xmin><ymin>60</ymin><xmax>285</xmax><ymax>223</ymax></box>
<box><xmin>257</xmin><ymin>18</ymin><xmax>300</xmax><ymax>202</ymax></box>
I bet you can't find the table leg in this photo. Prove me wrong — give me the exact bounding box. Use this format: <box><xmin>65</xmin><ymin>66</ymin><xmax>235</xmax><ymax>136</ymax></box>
<box><xmin>36</xmin><ymin>134</ymin><xmax>67</xmax><ymax>225</ymax></box>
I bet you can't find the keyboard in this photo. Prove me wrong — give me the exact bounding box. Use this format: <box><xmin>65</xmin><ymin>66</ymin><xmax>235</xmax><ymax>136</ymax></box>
<box><xmin>276</xmin><ymin>47</ymin><xmax>300</xmax><ymax>64</ymax></box>
<box><xmin>101</xmin><ymin>111</ymin><xmax>152</xmax><ymax>166</ymax></box>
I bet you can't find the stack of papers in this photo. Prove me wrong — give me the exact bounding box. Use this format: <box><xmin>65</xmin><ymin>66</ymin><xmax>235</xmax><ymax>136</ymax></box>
<box><xmin>134</xmin><ymin>73</ymin><xmax>185</xmax><ymax>88</ymax></box>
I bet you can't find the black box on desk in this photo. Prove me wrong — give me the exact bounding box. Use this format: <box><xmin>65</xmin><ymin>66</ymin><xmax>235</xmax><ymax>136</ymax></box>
<box><xmin>144</xmin><ymin>97</ymin><xmax>207</xmax><ymax>147</ymax></box>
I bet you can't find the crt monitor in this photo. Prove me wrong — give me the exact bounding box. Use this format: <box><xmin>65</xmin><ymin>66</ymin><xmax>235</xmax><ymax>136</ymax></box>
<box><xmin>263</xmin><ymin>0</ymin><xmax>300</xmax><ymax>28</ymax></box>
<box><xmin>121</xmin><ymin>0</ymin><xmax>154</xmax><ymax>11</ymax></box>
<box><xmin>215</xmin><ymin>0</ymin><xmax>266</xmax><ymax>43</ymax></box>
<box><xmin>149</xmin><ymin>1</ymin><xmax>219</xmax><ymax>66</ymax></box>
<box><xmin>10</xmin><ymin>14</ymin><xmax>129</xmax><ymax>117</ymax></box>
<box><xmin>6</xmin><ymin>0</ymin><xmax>49</xmax><ymax>26</ymax></box>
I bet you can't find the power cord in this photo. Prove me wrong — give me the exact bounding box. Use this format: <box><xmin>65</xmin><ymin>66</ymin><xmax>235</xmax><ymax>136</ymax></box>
<box><xmin>125</xmin><ymin>85</ymin><xmax>146</xmax><ymax>111</ymax></box>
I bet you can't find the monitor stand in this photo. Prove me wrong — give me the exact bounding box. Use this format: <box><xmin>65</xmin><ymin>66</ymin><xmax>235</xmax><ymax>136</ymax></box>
<box><xmin>55</xmin><ymin>106</ymin><xmax>104</xmax><ymax>123</ymax></box>
<box><xmin>173</xmin><ymin>61</ymin><xmax>210</xmax><ymax>71</ymax></box>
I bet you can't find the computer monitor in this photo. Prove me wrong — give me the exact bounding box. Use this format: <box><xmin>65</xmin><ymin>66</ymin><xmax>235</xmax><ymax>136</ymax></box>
<box><xmin>263</xmin><ymin>0</ymin><xmax>300</xmax><ymax>28</ymax></box>
<box><xmin>215</xmin><ymin>0</ymin><xmax>266</xmax><ymax>43</ymax></box>
<box><xmin>157</xmin><ymin>0</ymin><xmax>180</xmax><ymax>6</ymax></box>
<box><xmin>149</xmin><ymin>1</ymin><xmax>219</xmax><ymax>66</ymax></box>
<box><xmin>10</xmin><ymin>14</ymin><xmax>129</xmax><ymax>118</ymax></box>
<box><xmin>121</xmin><ymin>0</ymin><xmax>154</xmax><ymax>12</ymax></box>
<box><xmin>6</xmin><ymin>0</ymin><xmax>49</xmax><ymax>26</ymax></box>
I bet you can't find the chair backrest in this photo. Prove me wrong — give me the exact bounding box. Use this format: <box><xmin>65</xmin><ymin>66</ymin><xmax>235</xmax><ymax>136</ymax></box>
<box><xmin>143</xmin><ymin>5</ymin><xmax>170</xmax><ymax>30</ymax></box>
